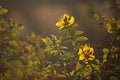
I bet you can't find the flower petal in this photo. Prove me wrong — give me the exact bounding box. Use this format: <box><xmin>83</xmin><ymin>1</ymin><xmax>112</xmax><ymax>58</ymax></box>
<box><xmin>83</xmin><ymin>47</ymin><xmax>89</xmax><ymax>53</ymax></box>
<box><xmin>63</xmin><ymin>14</ymin><xmax>69</xmax><ymax>20</ymax></box>
<box><xmin>59</xmin><ymin>26</ymin><xmax>64</xmax><ymax>30</ymax></box>
<box><xmin>56</xmin><ymin>21</ymin><xmax>64</xmax><ymax>27</ymax></box>
<box><xmin>69</xmin><ymin>17</ymin><xmax>74</xmax><ymax>25</ymax></box>
<box><xmin>78</xmin><ymin>48</ymin><xmax>83</xmax><ymax>55</ymax></box>
<box><xmin>79</xmin><ymin>54</ymin><xmax>85</xmax><ymax>60</ymax></box>
<box><xmin>90</xmin><ymin>48</ymin><xmax>94</xmax><ymax>54</ymax></box>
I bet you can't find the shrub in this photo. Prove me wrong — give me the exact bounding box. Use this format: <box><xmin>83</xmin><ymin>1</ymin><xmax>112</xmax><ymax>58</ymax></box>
<box><xmin>0</xmin><ymin>6</ymin><xmax>120</xmax><ymax>80</ymax></box>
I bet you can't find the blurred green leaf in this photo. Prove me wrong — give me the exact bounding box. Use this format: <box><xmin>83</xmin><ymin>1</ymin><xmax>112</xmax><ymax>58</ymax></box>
<box><xmin>50</xmin><ymin>50</ymin><xmax>58</xmax><ymax>55</ymax></box>
<box><xmin>102</xmin><ymin>59</ymin><xmax>107</xmax><ymax>64</ymax></box>
<box><xmin>75</xmin><ymin>30</ymin><xmax>83</xmax><ymax>35</ymax></box>
<box><xmin>63</xmin><ymin>62</ymin><xmax>67</xmax><ymax>66</ymax></box>
<box><xmin>103</xmin><ymin>53</ymin><xmax>108</xmax><ymax>59</ymax></box>
<box><xmin>95</xmin><ymin>65</ymin><xmax>100</xmax><ymax>71</ymax></box>
<box><xmin>60</xmin><ymin>46</ymin><xmax>68</xmax><ymax>49</ymax></box>
<box><xmin>70</xmin><ymin>70</ymin><xmax>75</xmax><ymax>76</ymax></box>
<box><xmin>41</xmin><ymin>38</ymin><xmax>48</xmax><ymax>45</ymax></box>
<box><xmin>72</xmin><ymin>41</ymin><xmax>75</xmax><ymax>46</ymax></box>
<box><xmin>75</xmin><ymin>36</ymin><xmax>88</xmax><ymax>41</ymax></box>
<box><xmin>72</xmin><ymin>23</ymin><xmax>79</xmax><ymax>27</ymax></box>
<box><xmin>76</xmin><ymin>62</ymin><xmax>81</xmax><ymax>70</ymax></box>
<box><xmin>95</xmin><ymin>59</ymin><xmax>100</xmax><ymax>64</ymax></box>
<box><xmin>61</xmin><ymin>34</ymin><xmax>71</xmax><ymax>41</ymax></box>
<box><xmin>9</xmin><ymin>40</ymin><xmax>18</xmax><ymax>47</ymax></box>
<box><xmin>57</xmin><ymin>74</ymin><xmax>66</xmax><ymax>78</ymax></box>
<box><xmin>61</xmin><ymin>36</ymin><xmax>72</xmax><ymax>42</ymax></box>
<box><xmin>102</xmin><ymin>48</ymin><xmax>109</xmax><ymax>53</ymax></box>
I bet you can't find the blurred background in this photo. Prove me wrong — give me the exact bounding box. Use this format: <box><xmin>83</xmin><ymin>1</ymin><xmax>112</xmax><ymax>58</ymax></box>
<box><xmin>0</xmin><ymin>0</ymin><xmax>120</xmax><ymax>48</ymax></box>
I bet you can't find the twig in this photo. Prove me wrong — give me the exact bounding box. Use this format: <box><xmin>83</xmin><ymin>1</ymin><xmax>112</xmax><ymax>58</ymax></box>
<box><xmin>107</xmin><ymin>28</ymin><xmax>118</xmax><ymax>64</ymax></box>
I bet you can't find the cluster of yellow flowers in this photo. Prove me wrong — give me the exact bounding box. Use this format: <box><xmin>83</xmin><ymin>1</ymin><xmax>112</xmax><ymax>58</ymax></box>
<box><xmin>78</xmin><ymin>44</ymin><xmax>95</xmax><ymax>64</ymax></box>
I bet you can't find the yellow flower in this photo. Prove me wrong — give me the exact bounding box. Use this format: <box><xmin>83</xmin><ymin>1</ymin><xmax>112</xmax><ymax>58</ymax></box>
<box><xmin>78</xmin><ymin>44</ymin><xmax>95</xmax><ymax>64</ymax></box>
<box><xmin>56</xmin><ymin>14</ymin><xmax>74</xmax><ymax>30</ymax></box>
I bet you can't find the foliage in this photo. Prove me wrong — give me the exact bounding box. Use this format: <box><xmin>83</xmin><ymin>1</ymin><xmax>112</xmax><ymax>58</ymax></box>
<box><xmin>0</xmin><ymin>5</ymin><xmax>120</xmax><ymax>80</ymax></box>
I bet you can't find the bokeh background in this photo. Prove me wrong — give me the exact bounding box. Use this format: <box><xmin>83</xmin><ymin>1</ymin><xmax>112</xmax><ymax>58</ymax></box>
<box><xmin>0</xmin><ymin>0</ymin><xmax>120</xmax><ymax>48</ymax></box>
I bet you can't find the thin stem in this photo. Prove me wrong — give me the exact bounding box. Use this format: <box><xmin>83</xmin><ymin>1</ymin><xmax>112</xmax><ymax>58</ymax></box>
<box><xmin>101</xmin><ymin>28</ymin><xmax>119</xmax><ymax>79</ymax></box>
<box><xmin>107</xmin><ymin>28</ymin><xmax>118</xmax><ymax>63</ymax></box>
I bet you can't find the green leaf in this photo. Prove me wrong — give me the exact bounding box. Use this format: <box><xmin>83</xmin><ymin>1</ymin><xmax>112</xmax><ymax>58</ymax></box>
<box><xmin>91</xmin><ymin>63</ymin><xmax>100</xmax><ymax>71</ymax></box>
<box><xmin>95</xmin><ymin>65</ymin><xmax>100</xmax><ymax>71</ymax></box>
<box><xmin>9</xmin><ymin>40</ymin><xmax>18</xmax><ymax>47</ymax></box>
<box><xmin>70</xmin><ymin>70</ymin><xmax>75</xmax><ymax>76</ymax></box>
<box><xmin>53</xmin><ymin>70</ymin><xmax>57</xmax><ymax>74</ymax></box>
<box><xmin>95</xmin><ymin>59</ymin><xmax>100</xmax><ymax>64</ymax></box>
<box><xmin>61</xmin><ymin>34</ymin><xmax>71</xmax><ymax>41</ymax></box>
<box><xmin>91</xmin><ymin>63</ymin><xmax>96</xmax><ymax>68</ymax></box>
<box><xmin>57</xmin><ymin>74</ymin><xmax>66</xmax><ymax>78</ymax></box>
<box><xmin>63</xmin><ymin>62</ymin><xmax>67</xmax><ymax>66</ymax></box>
<box><xmin>54</xmin><ymin>63</ymin><xmax>61</xmax><ymax>67</ymax></box>
<box><xmin>50</xmin><ymin>50</ymin><xmax>58</xmax><ymax>55</ymax></box>
<box><xmin>61</xmin><ymin>35</ymin><xmax>72</xmax><ymax>42</ymax></box>
<box><xmin>41</xmin><ymin>38</ymin><xmax>48</xmax><ymax>45</ymax></box>
<box><xmin>102</xmin><ymin>48</ymin><xmax>109</xmax><ymax>53</ymax></box>
<box><xmin>102</xmin><ymin>48</ymin><xmax>109</xmax><ymax>60</ymax></box>
<box><xmin>72</xmin><ymin>41</ymin><xmax>75</xmax><ymax>46</ymax></box>
<box><xmin>75</xmin><ymin>30</ymin><xmax>83</xmax><ymax>35</ymax></box>
<box><xmin>103</xmin><ymin>53</ymin><xmax>108</xmax><ymax>59</ymax></box>
<box><xmin>72</xmin><ymin>23</ymin><xmax>79</xmax><ymax>27</ymax></box>
<box><xmin>75</xmin><ymin>36</ymin><xmax>88</xmax><ymax>41</ymax></box>
<box><xmin>60</xmin><ymin>46</ymin><xmax>68</xmax><ymax>49</ymax></box>
<box><xmin>76</xmin><ymin>62</ymin><xmax>81</xmax><ymax>70</ymax></box>
<box><xmin>102</xmin><ymin>59</ymin><xmax>107</xmax><ymax>64</ymax></box>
